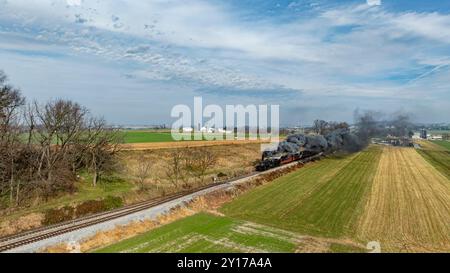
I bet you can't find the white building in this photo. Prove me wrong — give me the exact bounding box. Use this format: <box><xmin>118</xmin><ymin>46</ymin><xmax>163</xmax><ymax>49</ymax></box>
<box><xmin>217</xmin><ymin>128</ymin><xmax>233</xmax><ymax>134</ymax></box>
<box><xmin>200</xmin><ymin>127</ymin><xmax>215</xmax><ymax>133</ymax></box>
<box><xmin>429</xmin><ymin>135</ymin><xmax>443</xmax><ymax>140</ymax></box>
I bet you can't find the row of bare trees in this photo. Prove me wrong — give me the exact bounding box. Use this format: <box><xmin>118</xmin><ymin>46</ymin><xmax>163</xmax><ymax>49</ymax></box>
<box><xmin>134</xmin><ymin>148</ymin><xmax>218</xmax><ymax>192</ymax></box>
<box><xmin>312</xmin><ymin>120</ymin><xmax>350</xmax><ymax>135</ymax></box>
<box><xmin>0</xmin><ymin>70</ymin><xmax>121</xmax><ymax>208</ymax></box>
<box><xmin>166</xmin><ymin>148</ymin><xmax>217</xmax><ymax>188</ymax></box>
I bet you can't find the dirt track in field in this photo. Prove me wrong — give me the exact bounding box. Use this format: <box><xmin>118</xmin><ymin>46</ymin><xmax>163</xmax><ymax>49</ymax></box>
<box><xmin>357</xmin><ymin>147</ymin><xmax>450</xmax><ymax>252</ymax></box>
<box><xmin>120</xmin><ymin>140</ymin><xmax>269</xmax><ymax>150</ymax></box>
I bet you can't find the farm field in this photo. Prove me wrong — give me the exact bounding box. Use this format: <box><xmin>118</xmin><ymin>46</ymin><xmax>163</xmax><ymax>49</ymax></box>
<box><xmin>93</xmin><ymin>145</ymin><xmax>450</xmax><ymax>253</ymax></box>
<box><xmin>417</xmin><ymin>141</ymin><xmax>450</xmax><ymax>180</ymax></box>
<box><xmin>431</xmin><ymin>140</ymin><xmax>450</xmax><ymax>151</ymax></box>
<box><xmin>96</xmin><ymin>213</ymin><xmax>366</xmax><ymax>253</ymax></box>
<box><xmin>120</xmin><ymin>130</ymin><xmax>279</xmax><ymax>144</ymax></box>
<box><xmin>221</xmin><ymin>146</ymin><xmax>382</xmax><ymax>238</ymax></box>
<box><xmin>119</xmin><ymin>143</ymin><xmax>262</xmax><ymax>191</ymax></box>
<box><xmin>429</xmin><ymin>130</ymin><xmax>450</xmax><ymax>135</ymax></box>
<box><xmin>357</xmin><ymin>147</ymin><xmax>450</xmax><ymax>252</ymax></box>
<box><xmin>121</xmin><ymin>139</ymin><xmax>269</xmax><ymax>150</ymax></box>
<box><xmin>121</xmin><ymin>131</ymin><xmax>176</xmax><ymax>143</ymax></box>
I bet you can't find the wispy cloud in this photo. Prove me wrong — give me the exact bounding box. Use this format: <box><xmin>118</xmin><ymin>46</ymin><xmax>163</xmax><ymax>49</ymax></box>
<box><xmin>0</xmin><ymin>0</ymin><xmax>449</xmax><ymax>123</ymax></box>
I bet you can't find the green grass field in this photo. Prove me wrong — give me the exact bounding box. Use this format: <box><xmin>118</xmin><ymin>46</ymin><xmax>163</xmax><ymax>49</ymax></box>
<box><xmin>429</xmin><ymin>130</ymin><xmax>450</xmax><ymax>135</ymax></box>
<box><xmin>120</xmin><ymin>131</ymin><xmax>280</xmax><ymax>144</ymax></box>
<box><xmin>96</xmin><ymin>213</ymin><xmax>299</xmax><ymax>253</ymax></box>
<box><xmin>417</xmin><ymin>141</ymin><xmax>450</xmax><ymax>180</ymax></box>
<box><xmin>96</xmin><ymin>213</ymin><xmax>365</xmax><ymax>253</ymax></box>
<box><xmin>121</xmin><ymin>131</ymin><xmax>176</xmax><ymax>143</ymax></box>
<box><xmin>221</xmin><ymin>146</ymin><xmax>382</xmax><ymax>237</ymax></box>
<box><xmin>21</xmin><ymin>130</ymin><xmax>281</xmax><ymax>144</ymax></box>
<box><xmin>431</xmin><ymin>140</ymin><xmax>450</xmax><ymax>151</ymax></box>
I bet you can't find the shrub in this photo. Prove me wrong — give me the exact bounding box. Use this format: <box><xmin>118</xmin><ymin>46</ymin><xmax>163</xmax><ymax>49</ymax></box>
<box><xmin>41</xmin><ymin>196</ymin><xmax>124</xmax><ymax>226</ymax></box>
<box><xmin>43</xmin><ymin>206</ymin><xmax>74</xmax><ymax>226</ymax></box>
<box><xmin>74</xmin><ymin>196</ymin><xmax>123</xmax><ymax>218</ymax></box>
<box><xmin>103</xmin><ymin>196</ymin><xmax>123</xmax><ymax>210</ymax></box>
<box><xmin>75</xmin><ymin>200</ymin><xmax>106</xmax><ymax>218</ymax></box>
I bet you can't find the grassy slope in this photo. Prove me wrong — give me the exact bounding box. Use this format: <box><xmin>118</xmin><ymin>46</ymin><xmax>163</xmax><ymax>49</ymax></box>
<box><xmin>1</xmin><ymin>176</ymin><xmax>133</xmax><ymax>221</ymax></box>
<box><xmin>221</xmin><ymin>146</ymin><xmax>382</xmax><ymax>238</ymax></box>
<box><xmin>417</xmin><ymin>141</ymin><xmax>450</xmax><ymax>180</ymax></box>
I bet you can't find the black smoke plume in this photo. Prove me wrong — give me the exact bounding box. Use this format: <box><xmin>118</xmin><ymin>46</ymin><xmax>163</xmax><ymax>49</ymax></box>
<box><xmin>266</xmin><ymin>110</ymin><xmax>413</xmax><ymax>157</ymax></box>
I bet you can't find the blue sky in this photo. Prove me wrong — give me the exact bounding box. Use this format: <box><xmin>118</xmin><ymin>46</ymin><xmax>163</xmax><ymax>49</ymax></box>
<box><xmin>0</xmin><ymin>0</ymin><xmax>449</xmax><ymax>125</ymax></box>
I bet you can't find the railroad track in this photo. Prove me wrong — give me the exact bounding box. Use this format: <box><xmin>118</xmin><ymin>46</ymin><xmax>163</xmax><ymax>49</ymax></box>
<box><xmin>0</xmin><ymin>153</ymin><xmax>323</xmax><ymax>253</ymax></box>
<box><xmin>0</xmin><ymin>172</ymin><xmax>257</xmax><ymax>253</ymax></box>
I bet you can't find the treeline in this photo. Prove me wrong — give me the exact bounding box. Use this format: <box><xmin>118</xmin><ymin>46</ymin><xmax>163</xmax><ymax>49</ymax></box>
<box><xmin>0</xmin><ymin>70</ymin><xmax>121</xmax><ymax>208</ymax></box>
<box><xmin>312</xmin><ymin>120</ymin><xmax>350</xmax><ymax>136</ymax></box>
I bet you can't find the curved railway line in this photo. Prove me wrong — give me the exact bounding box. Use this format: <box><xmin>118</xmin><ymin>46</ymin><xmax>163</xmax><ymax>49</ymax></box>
<box><xmin>0</xmin><ymin>154</ymin><xmax>323</xmax><ymax>253</ymax></box>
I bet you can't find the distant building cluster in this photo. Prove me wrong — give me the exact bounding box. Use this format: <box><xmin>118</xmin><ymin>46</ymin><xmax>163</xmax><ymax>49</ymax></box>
<box><xmin>182</xmin><ymin>127</ymin><xmax>233</xmax><ymax>134</ymax></box>
<box><xmin>414</xmin><ymin>128</ymin><xmax>445</xmax><ymax>140</ymax></box>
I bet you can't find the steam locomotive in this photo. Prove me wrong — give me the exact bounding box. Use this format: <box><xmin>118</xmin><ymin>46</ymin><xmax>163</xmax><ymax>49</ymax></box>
<box><xmin>255</xmin><ymin>129</ymin><xmax>360</xmax><ymax>172</ymax></box>
<box><xmin>255</xmin><ymin>149</ymin><xmax>320</xmax><ymax>172</ymax></box>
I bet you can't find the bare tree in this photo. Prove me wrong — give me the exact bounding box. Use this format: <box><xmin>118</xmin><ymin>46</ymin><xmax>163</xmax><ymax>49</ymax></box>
<box><xmin>0</xmin><ymin>71</ymin><xmax>26</xmax><ymax>207</ymax></box>
<box><xmin>165</xmin><ymin>149</ymin><xmax>187</xmax><ymax>188</ymax></box>
<box><xmin>184</xmin><ymin>148</ymin><xmax>217</xmax><ymax>185</ymax></box>
<box><xmin>135</xmin><ymin>155</ymin><xmax>153</xmax><ymax>191</ymax></box>
<box><xmin>82</xmin><ymin>117</ymin><xmax>122</xmax><ymax>187</ymax></box>
<box><xmin>312</xmin><ymin>120</ymin><xmax>328</xmax><ymax>135</ymax></box>
<box><xmin>32</xmin><ymin>99</ymin><xmax>87</xmax><ymax>197</ymax></box>
<box><xmin>0</xmin><ymin>70</ymin><xmax>123</xmax><ymax>208</ymax></box>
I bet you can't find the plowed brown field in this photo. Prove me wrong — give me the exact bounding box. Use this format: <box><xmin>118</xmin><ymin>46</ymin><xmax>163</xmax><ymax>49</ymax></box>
<box><xmin>357</xmin><ymin>147</ymin><xmax>450</xmax><ymax>252</ymax></box>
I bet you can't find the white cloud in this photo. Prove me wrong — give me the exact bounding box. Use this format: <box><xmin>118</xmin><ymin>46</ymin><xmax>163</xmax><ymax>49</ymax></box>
<box><xmin>67</xmin><ymin>0</ymin><xmax>81</xmax><ymax>7</ymax></box>
<box><xmin>367</xmin><ymin>0</ymin><xmax>381</xmax><ymax>6</ymax></box>
<box><xmin>1</xmin><ymin>0</ymin><xmax>450</xmax><ymax>123</ymax></box>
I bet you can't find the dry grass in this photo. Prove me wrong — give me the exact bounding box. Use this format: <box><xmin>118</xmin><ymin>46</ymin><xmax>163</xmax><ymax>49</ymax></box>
<box><xmin>357</xmin><ymin>147</ymin><xmax>450</xmax><ymax>252</ymax></box>
<box><xmin>118</xmin><ymin>143</ymin><xmax>262</xmax><ymax>201</ymax></box>
<box><xmin>0</xmin><ymin>213</ymin><xmax>44</xmax><ymax>237</ymax></box>
<box><xmin>121</xmin><ymin>140</ymin><xmax>268</xmax><ymax>151</ymax></box>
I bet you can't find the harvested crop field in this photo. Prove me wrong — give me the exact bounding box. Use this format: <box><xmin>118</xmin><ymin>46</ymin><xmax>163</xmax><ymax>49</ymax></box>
<box><xmin>357</xmin><ymin>147</ymin><xmax>450</xmax><ymax>252</ymax></box>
